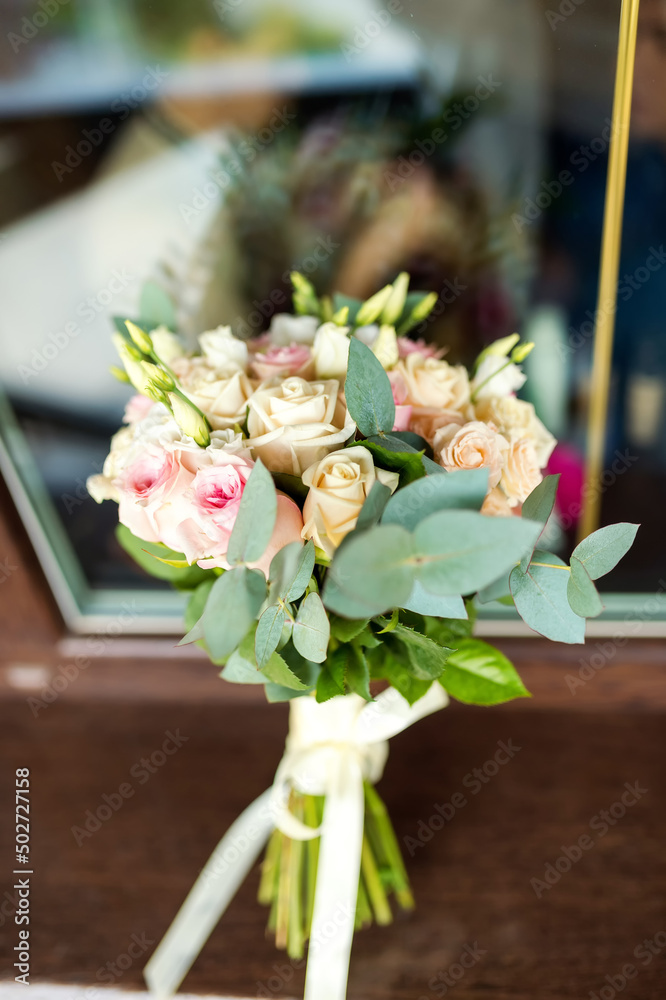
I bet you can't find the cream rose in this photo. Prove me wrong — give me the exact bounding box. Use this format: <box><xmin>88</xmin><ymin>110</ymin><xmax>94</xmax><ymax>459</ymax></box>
<box><xmin>302</xmin><ymin>447</ymin><xmax>399</xmax><ymax>558</ymax></box>
<box><xmin>500</xmin><ymin>437</ymin><xmax>542</xmax><ymax>506</ymax></box>
<box><xmin>269</xmin><ymin>313</ymin><xmax>319</xmax><ymax>346</ymax></box>
<box><xmin>394</xmin><ymin>354</ymin><xmax>471</xmax><ymax>411</ymax></box>
<box><xmin>475</xmin><ymin>396</ymin><xmax>556</xmax><ymax>467</ymax></box>
<box><xmin>173</xmin><ymin>356</ymin><xmax>255</xmax><ymax>430</ymax></box>
<box><xmin>150</xmin><ymin>326</ymin><xmax>185</xmax><ymax>364</ymax></box>
<box><xmin>312</xmin><ymin>323</ymin><xmax>351</xmax><ymax>379</ymax></box>
<box><xmin>198</xmin><ymin>325</ymin><xmax>248</xmax><ymax>375</ymax></box>
<box><xmin>247</xmin><ymin>377</ymin><xmax>355</xmax><ymax>476</ymax></box>
<box><xmin>434</xmin><ymin>420</ymin><xmax>508</xmax><ymax>488</ymax></box>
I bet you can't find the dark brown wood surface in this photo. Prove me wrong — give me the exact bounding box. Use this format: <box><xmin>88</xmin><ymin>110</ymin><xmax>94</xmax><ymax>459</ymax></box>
<box><xmin>1</xmin><ymin>694</ymin><xmax>665</xmax><ymax>999</ymax></box>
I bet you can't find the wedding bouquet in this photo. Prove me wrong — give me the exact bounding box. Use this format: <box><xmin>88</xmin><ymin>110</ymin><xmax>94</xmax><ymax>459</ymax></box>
<box><xmin>88</xmin><ymin>271</ymin><xmax>637</xmax><ymax>1000</ymax></box>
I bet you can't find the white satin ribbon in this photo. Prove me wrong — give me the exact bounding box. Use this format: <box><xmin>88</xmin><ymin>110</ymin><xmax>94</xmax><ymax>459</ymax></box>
<box><xmin>144</xmin><ymin>684</ymin><xmax>448</xmax><ymax>1000</ymax></box>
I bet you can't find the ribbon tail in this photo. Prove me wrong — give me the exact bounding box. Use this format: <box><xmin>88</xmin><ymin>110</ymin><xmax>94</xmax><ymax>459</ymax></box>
<box><xmin>144</xmin><ymin>788</ymin><xmax>274</xmax><ymax>1000</ymax></box>
<box><xmin>304</xmin><ymin>750</ymin><xmax>364</xmax><ymax>1000</ymax></box>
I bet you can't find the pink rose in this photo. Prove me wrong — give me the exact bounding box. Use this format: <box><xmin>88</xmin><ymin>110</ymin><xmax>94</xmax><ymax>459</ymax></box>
<box><xmin>397</xmin><ymin>337</ymin><xmax>446</xmax><ymax>360</ymax></box>
<box><xmin>388</xmin><ymin>371</ymin><xmax>413</xmax><ymax>432</ymax></box>
<box><xmin>123</xmin><ymin>394</ymin><xmax>156</xmax><ymax>425</ymax></box>
<box><xmin>116</xmin><ymin>447</ymin><xmax>192</xmax><ymax>544</ymax></box>
<box><xmin>196</xmin><ymin>491</ymin><xmax>304</xmax><ymax>576</ymax></box>
<box><xmin>250</xmin><ymin>343</ymin><xmax>314</xmax><ymax>381</ymax></box>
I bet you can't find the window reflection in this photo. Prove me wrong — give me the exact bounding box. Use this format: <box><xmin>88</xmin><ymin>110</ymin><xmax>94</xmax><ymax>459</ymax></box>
<box><xmin>0</xmin><ymin>0</ymin><xmax>661</xmax><ymax>617</ymax></box>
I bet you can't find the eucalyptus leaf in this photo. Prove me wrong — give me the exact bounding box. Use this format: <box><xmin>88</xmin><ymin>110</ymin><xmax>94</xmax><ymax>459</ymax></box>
<box><xmin>510</xmin><ymin>551</ymin><xmax>585</xmax><ymax>644</ymax></box>
<box><xmin>571</xmin><ymin>522</ymin><xmax>639</xmax><ymax>580</ymax></box>
<box><xmin>568</xmin><ymin>557</ymin><xmax>604</xmax><ymax>618</ymax></box>
<box><xmin>221</xmin><ymin>649</ymin><xmax>265</xmax><ymax>684</ymax></box>
<box><xmin>255</xmin><ymin>605</ymin><xmax>287</xmax><ymax>668</ymax></box>
<box><xmin>441</xmin><ymin>639</ymin><xmax>530</xmax><ymax>705</ymax></box>
<box><xmin>520</xmin><ymin>474</ymin><xmax>560</xmax><ymax>569</ymax></box>
<box><xmin>477</xmin><ymin>573</ymin><xmax>511</xmax><ymax>605</ymax></box>
<box><xmin>226</xmin><ymin>459</ymin><xmax>278</xmax><ymax>565</ymax></box>
<box><xmin>389</xmin><ymin>430</ymin><xmax>432</xmax><ymax>454</ymax></box>
<box><xmin>293</xmin><ymin>592</ymin><xmax>330</xmax><ymax>662</ymax></box>
<box><xmin>184</xmin><ymin>579</ymin><xmax>215</xmax><ymax>632</ymax></box>
<box><xmin>382</xmin><ymin>468</ymin><xmax>488</xmax><ymax>530</ymax></box>
<box><xmin>323</xmin><ymin>524</ymin><xmax>415</xmax><ymax>618</ymax></box>
<box><xmin>139</xmin><ymin>281</ymin><xmax>177</xmax><ymax>330</ymax></box>
<box><xmin>403</xmin><ymin>581</ymin><xmax>467</xmax><ymax>619</ymax></box>
<box><xmin>345</xmin><ymin>338</ymin><xmax>395</xmax><ymax>437</ymax></box>
<box><xmin>355</xmin><ymin>481</ymin><xmax>392</xmax><ymax>533</ymax></box>
<box><xmin>413</xmin><ymin>510</ymin><xmax>542</xmax><ymax>596</ymax></box>
<box><xmin>202</xmin><ymin>568</ymin><xmax>267</xmax><ymax>660</ymax></box>
<box><xmin>270</xmin><ymin>539</ymin><xmax>315</xmax><ymax>601</ymax></box>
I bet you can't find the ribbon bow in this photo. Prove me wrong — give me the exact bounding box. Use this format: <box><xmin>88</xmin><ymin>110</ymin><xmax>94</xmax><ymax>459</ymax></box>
<box><xmin>144</xmin><ymin>684</ymin><xmax>448</xmax><ymax>1000</ymax></box>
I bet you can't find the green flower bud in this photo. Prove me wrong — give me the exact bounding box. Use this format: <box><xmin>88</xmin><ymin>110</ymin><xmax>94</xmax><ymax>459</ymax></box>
<box><xmin>372</xmin><ymin>325</ymin><xmax>399</xmax><ymax>369</ymax></box>
<box><xmin>141</xmin><ymin>361</ymin><xmax>175</xmax><ymax>391</ymax></box>
<box><xmin>381</xmin><ymin>271</ymin><xmax>410</xmax><ymax>325</ymax></box>
<box><xmin>395</xmin><ymin>291</ymin><xmax>438</xmax><ymax>335</ymax></box>
<box><xmin>511</xmin><ymin>341</ymin><xmax>535</xmax><ymax>363</ymax></box>
<box><xmin>332</xmin><ymin>305</ymin><xmax>350</xmax><ymax>326</ymax></box>
<box><xmin>355</xmin><ymin>284</ymin><xmax>393</xmax><ymax>326</ymax></box>
<box><xmin>109</xmin><ymin>365</ymin><xmax>130</xmax><ymax>384</ymax></box>
<box><xmin>124</xmin><ymin>320</ymin><xmax>154</xmax><ymax>355</ymax></box>
<box><xmin>168</xmin><ymin>393</ymin><xmax>211</xmax><ymax>447</ymax></box>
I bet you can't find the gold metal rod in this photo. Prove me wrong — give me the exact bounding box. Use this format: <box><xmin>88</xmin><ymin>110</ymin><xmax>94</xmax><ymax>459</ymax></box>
<box><xmin>578</xmin><ymin>0</ymin><xmax>641</xmax><ymax>542</ymax></box>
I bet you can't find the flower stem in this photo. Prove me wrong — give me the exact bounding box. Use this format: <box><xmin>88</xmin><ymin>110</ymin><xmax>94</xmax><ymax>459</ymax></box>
<box><xmin>361</xmin><ymin>834</ymin><xmax>393</xmax><ymax>925</ymax></box>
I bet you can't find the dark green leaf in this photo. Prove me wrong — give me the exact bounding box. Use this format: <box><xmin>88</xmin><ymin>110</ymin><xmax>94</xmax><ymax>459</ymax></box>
<box><xmin>260</xmin><ymin>650</ymin><xmax>310</xmax><ymax>690</ymax></box>
<box><xmin>202</xmin><ymin>568</ymin><xmax>267</xmax><ymax>660</ymax></box>
<box><xmin>227</xmin><ymin>459</ymin><xmax>278</xmax><ymax>565</ymax></box>
<box><xmin>388</xmin><ymin>625</ymin><xmax>452</xmax><ymax>680</ymax></box>
<box><xmin>368</xmin><ymin>647</ymin><xmax>432</xmax><ymax>706</ymax></box>
<box><xmin>316</xmin><ymin>644</ymin><xmax>371</xmax><ymax>702</ymax></box>
<box><xmin>329</xmin><ymin>616</ymin><xmax>371</xmax><ymax>642</ymax></box>
<box><xmin>568</xmin><ymin>557</ymin><xmax>604</xmax><ymax>618</ymax></box>
<box><xmin>510</xmin><ymin>551</ymin><xmax>585</xmax><ymax>644</ymax></box>
<box><xmin>413</xmin><ymin>510</ymin><xmax>542</xmax><ymax>596</ymax></box>
<box><xmin>571</xmin><ymin>523</ymin><xmax>639</xmax><ymax>580</ymax></box>
<box><xmin>362</xmin><ymin>436</ymin><xmax>426</xmax><ymax>485</ymax></box>
<box><xmin>345</xmin><ymin>338</ymin><xmax>395</xmax><ymax>437</ymax></box>
<box><xmin>441</xmin><ymin>639</ymin><xmax>530</xmax><ymax>705</ymax></box>
<box><xmin>272</xmin><ymin>473</ymin><xmax>309</xmax><ymax>506</ymax></box>
<box><xmin>389</xmin><ymin>430</ymin><xmax>433</xmax><ymax>454</ymax></box>
<box><xmin>323</xmin><ymin>524</ymin><xmax>415</xmax><ymax>618</ymax></box>
<box><xmin>382</xmin><ymin>468</ymin><xmax>489</xmax><ymax>530</ymax></box>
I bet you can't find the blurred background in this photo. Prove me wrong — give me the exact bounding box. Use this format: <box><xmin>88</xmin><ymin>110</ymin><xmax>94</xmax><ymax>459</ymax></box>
<box><xmin>0</xmin><ymin>0</ymin><xmax>664</xmax><ymax>627</ymax></box>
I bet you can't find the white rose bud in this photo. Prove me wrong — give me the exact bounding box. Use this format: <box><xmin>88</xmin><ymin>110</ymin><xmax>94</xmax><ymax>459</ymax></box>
<box><xmin>472</xmin><ymin>355</ymin><xmax>527</xmax><ymax>401</ymax></box>
<box><xmin>312</xmin><ymin>322</ymin><xmax>351</xmax><ymax>380</ymax></box>
<box><xmin>199</xmin><ymin>325</ymin><xmax>248</xmax><ymax>375</ymax></box>
<box><xmin>302</xmin><ymin>446</ymin><xmax>399</xmax><ymax>558</ymax></box>
<box><xmin>269</xmin><ymin>313</ymin><xmax>320</xmax><ymax>346</ymax></box>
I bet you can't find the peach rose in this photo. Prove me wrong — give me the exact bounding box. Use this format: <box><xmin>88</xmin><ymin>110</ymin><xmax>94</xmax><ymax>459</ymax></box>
<box><xmin>500</xmin><ymin>437</ymin><xmax>542</xmax><ymax>506</ymax></box>
<box><xmin>247</xmin><ymin>377</ymin><xmax>355</xmax><ymax>476</ymax></box>
<box><xmin>250</xmin><ymin>343</ymin><xmax>314</xmax><ymax>381</ymax></box>
<box><xmin>481</xmin><ymin>486</ymin><xmax>515</xmax><ymax>517</ymax></box>
<box><xmin>302</xmin><ymin>447</ymin><xmax>399</xmax><ymax>558</ymax></box>
<box><xmin>475</xmin><ymin>396</ymin><xmax>556</xmax><ymax>467</ymax></box>
<box><xmin>434</xmin><ymin>421</ymin><xmax>508</xmax><ymax>488</ymax></box>
<box><xmin>394</xmin><ymin>353</ymin><xmax>471</xmax><ymax>411</ymax></box>
<box><xmin>408</xmin><ymin>407</ymin><xmax>467</xmax><ymax>446</ymax></box>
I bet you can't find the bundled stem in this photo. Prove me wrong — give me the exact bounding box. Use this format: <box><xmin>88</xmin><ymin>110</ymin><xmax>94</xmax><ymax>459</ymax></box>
<box><xmin>258</xmin><ymin>783</ymin><xmax>412</xmax><ymax>958</ymax></box>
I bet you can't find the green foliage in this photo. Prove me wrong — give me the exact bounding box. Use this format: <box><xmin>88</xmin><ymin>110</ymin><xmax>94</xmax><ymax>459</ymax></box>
<box><xmin>510</xmin><ymin>551</ymin><xmax>585</xmax><ymax>644</ymax></box>
<box><xmin>197</xmin><ymin>568</ymin><xmax>267</xmax><ymax>660</ymax></box>
<box><xmin>293</xmin><ymin>593</ymin><xmax>330</xmax><ymax>663</ymax></box>
<box><xmin>362</xmin><ymin>437</ymin><xmax>426</xmax><ymax>485</ymax></box>
<box><xmin>255</xmin><ymin>605</ymin><xmax>287</xmax><ymax>668</ymax></box>
<box><xmin>227</xmin><ymin>459</ymin><xmax>277</xmax><ymax>565</ymax></box>
<box><xmin>571</xmin><ymin>523</ymin><xmax>639</xmax><ymax>580</ymax></box>
<box><xmin>384</xmin><ymin>623</ymin><xmax>452</xmax><ymax>680</ymax></box>
<box><xmin>441</xmin><ymin>639</ymin><xmax>530</xmax><ymax>705</ymax></box>
<box><xmin>404</xmin><ymin>583</ymin><xmax>466</xmax><ymax>618</ymax></box>
<box><xmin>116</xmin><ymin>525</ymin><xmax>213</xmax><ymax>590</ymax></box>
<box><xmin>139</xmin><ymin>281</ymin><xmax>177</xmax><ymax>330</ymax></box>
<box><xmin>355</xmin><ymin>481</ymin><xmax>392</xmax><ymax>533</ymax></box>
<box><xmin>519</xmin><ymin>474</ymin><xmax>559</xmax><ymax>569</ymax></box>
<box><xmin>316</xmin><ymin>644</ymin><xmax>371</xmax><ymax>703</ymax></box>
<box><xmin>323</xmin><ymin>524</ymin><xmax>415</xmax><ymax>618</ymax></box>
<box><xmin>345</xmin><ymin>338</ymin><xmax>395</xmax><ymax>437</ymax></box>
<box><xmin>367</xmin><ymin>648</ymin><xmax>433</xmax><ymax>706</ymax></box>
<box><xmin>568</xmin><ymin>557</ymin><xmax>604</xmax><ymax>618</ymax></box>
<box><xmin>382</xmin><ymin>469</ymin><xmax>488</xmax><ymax>530</ymax></box>
<box><xmin>269</xmin><ymin>540</ymin><xmax>315</xmax><ymax>602</ymax></box>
